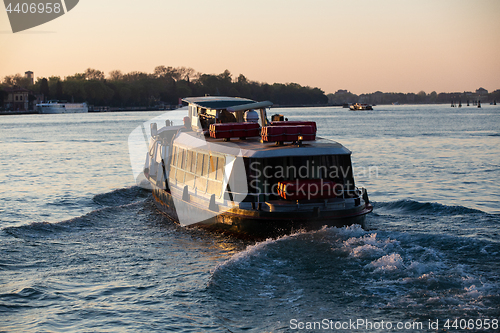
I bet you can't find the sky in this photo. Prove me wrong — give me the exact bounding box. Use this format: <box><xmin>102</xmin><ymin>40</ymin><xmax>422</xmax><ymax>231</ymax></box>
<box><xmin>1</xmin><ymin>0</ymin><xmax>499</xmax><ymax>95</ymax></box>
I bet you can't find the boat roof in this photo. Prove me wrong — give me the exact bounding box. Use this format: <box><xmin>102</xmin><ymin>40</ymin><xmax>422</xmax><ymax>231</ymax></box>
<box><xmin>182</xmin><ymin>96</ymin><xmax>255</xmax><ymax>110</ymax></box>
<box><xmin>173</xmin><ymin>132</ymin><xmax>351</xmax><ymax>158</ymax></box>
<box><xmin>176</xmin><ymin>96</ymin><xmax>347</xmax><ymax>157</ymax></box>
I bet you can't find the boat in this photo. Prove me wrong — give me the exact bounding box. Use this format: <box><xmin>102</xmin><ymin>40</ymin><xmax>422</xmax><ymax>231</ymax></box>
<box><xmin>349</xmin><ymin>103</ymin><xmax>373</xmax><ymax>111</ymax></box>
<box><xmin>37</xmin><ymin>100</ymin><xmax>88</xmax><ymax>114</ymax></box>
<box><xmin>140</xmin><ymin>96</ymin><xmax>373</xmax><ymax>239</ymax></box>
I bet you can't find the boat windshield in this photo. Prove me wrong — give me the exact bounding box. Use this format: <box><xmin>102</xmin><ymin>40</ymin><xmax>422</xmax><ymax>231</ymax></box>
<box><xmin>242</xmin><ymin>155</ymin><xmax>355</xmax><ymax>201</ymax></box>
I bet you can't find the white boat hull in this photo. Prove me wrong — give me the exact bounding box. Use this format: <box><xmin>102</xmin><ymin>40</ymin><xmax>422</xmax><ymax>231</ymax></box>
<box><xmin>37</xmin><ymin>104</ymin><xmax>88</xmax><ymax>114</ymax></box>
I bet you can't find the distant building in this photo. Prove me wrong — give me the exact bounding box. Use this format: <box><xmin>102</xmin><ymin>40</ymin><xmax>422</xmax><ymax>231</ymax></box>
<box><xmin>476</xmin><ymin>87</ymin><xmax>488</xmax><ymax>95</ymax></box>
<box><xmin>335</xmin><ymin>89</ymin><xmax>349</xmax><ymax>95</ymax></box>
<box><xmin>3</xmin><ymin>86</ymin><xmax>29</xmax><ymax>111</ymax></box>
<box><xmin>25</xmin><ymin>71</ymin><xmax>34</xmax><ymax>85</ymax></box>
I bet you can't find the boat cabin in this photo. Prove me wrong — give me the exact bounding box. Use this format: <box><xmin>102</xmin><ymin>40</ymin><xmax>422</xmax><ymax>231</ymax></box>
<box><xmin>184</xmin><ymin>96</ymin><xmax>273</xmax><ymax>132</ymax></box>
<box><xmin>143</xmin><ymin>96</ymin><xmax>371</xmax><ymax>235</ymax></box>
<box><xmin>145</xmin><ymin>97</ymin><xmax>357</xmax><ymax>208</ymax></box>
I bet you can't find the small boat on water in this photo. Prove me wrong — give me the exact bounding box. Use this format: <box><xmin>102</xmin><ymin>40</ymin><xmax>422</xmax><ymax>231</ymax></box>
<box><xmin>37</xmin><ymin>100</ymin><xmax>88</xmax><ymax>114</ymax></box>
<box><xmin>140</xmin><ymin>96</ymin><xmax>372</xmax><ymax>239</ymax></box>
<box><xmin>349</xmin><ymin>103</ymin><xmax>373</xmax><ymax>111</ymax></box>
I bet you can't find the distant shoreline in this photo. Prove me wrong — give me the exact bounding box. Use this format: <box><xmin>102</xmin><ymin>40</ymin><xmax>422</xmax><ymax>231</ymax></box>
<box><xmin>2</xmin><ymin>102</ymin><xmax>497</xmax><ymax>116</ymax></box>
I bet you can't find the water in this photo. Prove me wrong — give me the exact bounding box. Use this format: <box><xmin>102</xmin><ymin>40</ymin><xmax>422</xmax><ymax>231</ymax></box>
<box><xmin>1</xmin><ymin>105</ymin><xmax>499</xmax><ymax>332</ymax></box>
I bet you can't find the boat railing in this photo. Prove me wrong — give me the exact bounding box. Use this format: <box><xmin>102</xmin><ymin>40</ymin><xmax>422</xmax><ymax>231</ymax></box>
<box><xmin>225</xmin><ymin>190</ymin><xmax>357</xmax><ymax>204</ymax></box>
<box><xmin>228</xmin><ymin>191</ymin><xmax>353</xmax><ymax>211</ymax></box>
<box><xmin>226</xmin><ymin>184</ymin><xmax>362</xmax><ymax>200</ymax></box>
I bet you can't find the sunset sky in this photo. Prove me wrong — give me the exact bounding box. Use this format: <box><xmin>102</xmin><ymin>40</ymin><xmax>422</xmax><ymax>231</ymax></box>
<box><xmin>1</xmin><ymin>0</ymin><xmax>499</xmax><ymax>94</ymax></box>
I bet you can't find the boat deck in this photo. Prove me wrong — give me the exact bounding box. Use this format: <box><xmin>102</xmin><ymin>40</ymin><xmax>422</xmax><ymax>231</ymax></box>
<box><xmin>173</xmin><ymin>131</ymin><xmax>352</xmax><ymax>158</ymax></box>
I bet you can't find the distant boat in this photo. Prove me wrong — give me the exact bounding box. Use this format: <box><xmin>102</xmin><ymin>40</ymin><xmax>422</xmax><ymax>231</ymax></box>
<box><xmin>349</xmin><ymin>103</ymin><xmax>373</xmax><ymax>111</ymax></box>
<box><xmin>37</xmin><ymin>100</ymin><xmax>88</xmax><ymax>114</ymax></box>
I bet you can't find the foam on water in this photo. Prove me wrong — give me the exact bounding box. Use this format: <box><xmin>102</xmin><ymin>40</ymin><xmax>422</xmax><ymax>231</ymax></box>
<box><xmin>366</xmin><ymin>253</ymin><xmax>405</xmax><ymax>272</ymax></box>
<box><xmin>2</xmin><ymin>198</ymin><xmax>499</xmax><ymax>332</ymax></box>
<box><xmin>209</xmin><ymin>222</ymin><xmax>500</xmax><ymax>329</ymax></box>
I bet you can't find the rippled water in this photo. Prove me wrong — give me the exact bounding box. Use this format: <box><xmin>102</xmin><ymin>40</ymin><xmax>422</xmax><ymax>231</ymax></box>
<box><xmin>1</xmin><ymin>105</ymin><xmax>499</xmax><ymax>332</ymax></box>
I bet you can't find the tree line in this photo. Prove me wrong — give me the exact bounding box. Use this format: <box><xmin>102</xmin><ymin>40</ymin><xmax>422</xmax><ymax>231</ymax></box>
<box><xmin>328</xmin><ymin>89</ymin><xmax>500</xmax><ymax>105</ymax></box>
<box><xmin>2</xmin><ymin>67</ymin><xmax>498</xmax><ymax>109</ymax></box>
<box><xmin>0</xmin><ymin>67</ymin><xmax>328</xmax><ymax>109</ymax></box>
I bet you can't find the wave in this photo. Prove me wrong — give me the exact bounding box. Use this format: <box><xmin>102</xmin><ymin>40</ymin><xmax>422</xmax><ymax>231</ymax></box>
<box><xmin>3</xmin><ymin>214</ymin><xmax>98</xmax><ymax>239</ymax></box>
<box><xmin>210</xmin><ymin>225</ymin><xmax>367</xmax><ymax>275</ymax></box>
<box><xmin>374</xmin><ymin>199</ymin><xmax>485</xmax><ymax>215</ymax></box>
<box><xmin>3</xmin><ymin>186</ymin><xmax>150</xmax><ymax>236</ymax></box>
<box><xmin>208</xmin><ymin>224</ymin><xmax>500</xmax><ymax>320</ymax></box>
<box><xmin>3</xmin><ymin>198</ymin><xmax>147</xmax><ymax>240</ymax></box>
<box><xmin>92</xmin><ymin>186</ymin><xmax>150</xmax><ymax>207</ymax></box>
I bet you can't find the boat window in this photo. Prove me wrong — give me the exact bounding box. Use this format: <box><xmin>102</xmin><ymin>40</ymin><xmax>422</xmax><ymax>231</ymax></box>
<box><xmin>183</xmin><ymin>149</ymin><xmax>188</xmax><ymax>170</ymax></box>
<box><xmin>195</xmin><ymin>176</ymin><xmax>207</xmax><ymax>192</ymax></box>
<box><xmin>172</xmin><ymin>146</ymin><xmax>178</xmax><ymax>166</ymax></box>
<box><xmin>319</xmin><ymin>155</ymin><xmax>329</xmax><ymax>178</ymax></box>
<box><xmin>174</xmin><ymin>148</ymin><xmax>186</xmax><ymax>183</ymax></box>
<box><xmin>202</xmin><ymin>154</ymin><xmax>209</xmax><ymax>177</ymax></box>
<box><xmin>187</xmin><ymin>150</ymin><xmax>195</xmax><ymax>173</ymax></box>
<box><xmin>175</xmin><ymin>148</ymin><xmax>182</xmax><ymax>169</ymax></box>
<box><xmin>245</xmin><ymin>155</ymin><xmax>355</xmax><ymax>199</ymax></box>
<box><xmin>208</xmin><ymin>155</ymin><xmax>217</xmax><ymax>180</ymax></box>
<box><xmin>168</xmin><ymin>163</ymin><xmax>176</xmax><ymax>182</ymax></box>
<box><xmin>168</xmin><ymin>146</ymin><xmax>224</xmax><ymax>196</ymax></box>
<box><xmin>196</xmin><ymin>153</ymin><xmax>204</xmax><ymax>175</ymax></box>
<box><xmin>185</xmin><ymin>150</ymin><xmax>191</xmax><ymax>171</ymax></box>
<box><xmin>216</xmin><ymin>156</ymin><xmax>225</xmax><ymax>181</ymax></box>
<box><xmin>169</xmin><ymin>147</ymin><xmax>177</xmax><ymax>182</ymax></box>
<box><xmin>170</xmin><ymin>146</ymin><xmax>176</xmax><ymax>164</ymax></box>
